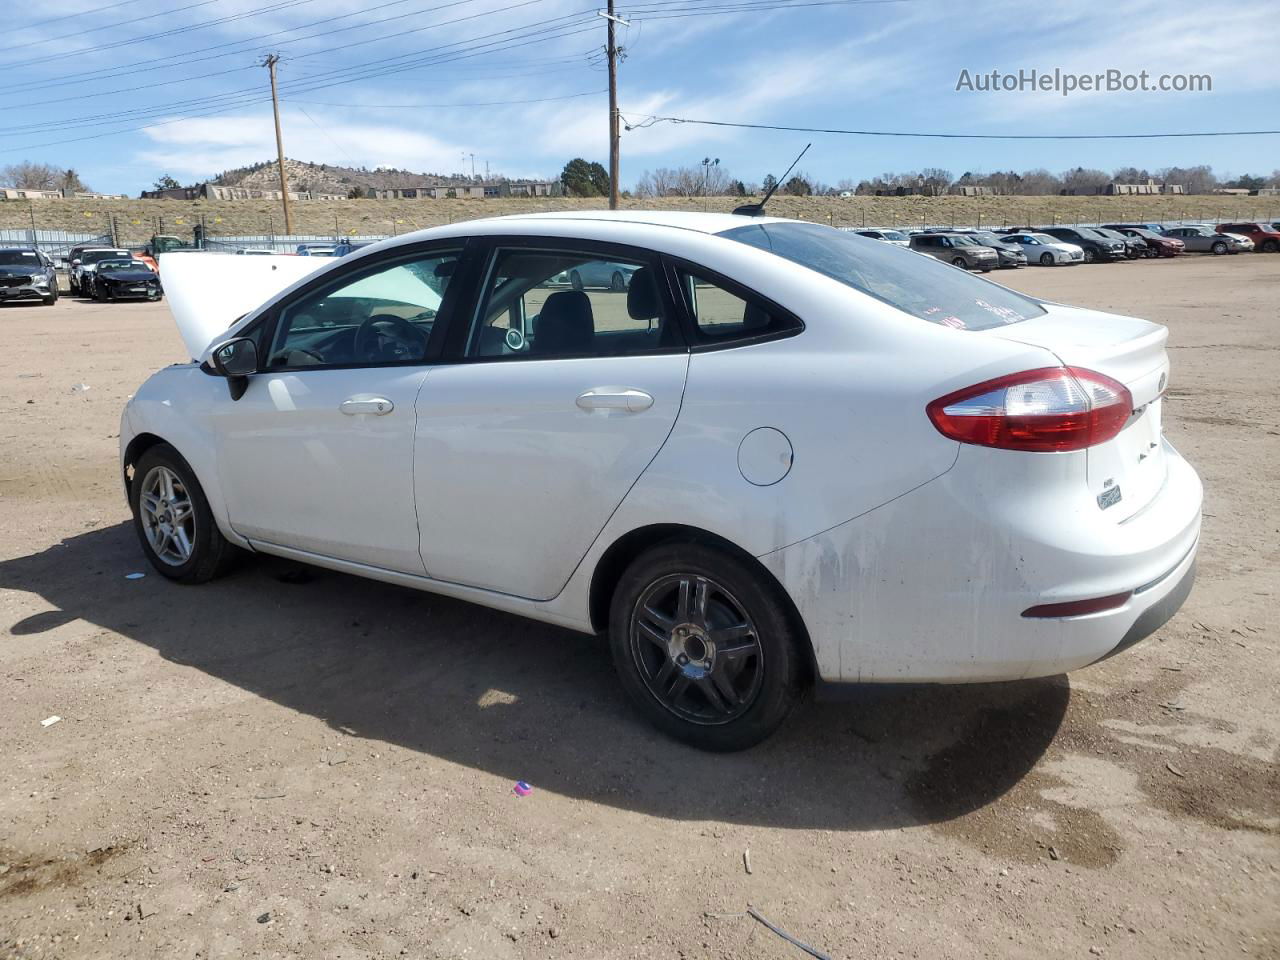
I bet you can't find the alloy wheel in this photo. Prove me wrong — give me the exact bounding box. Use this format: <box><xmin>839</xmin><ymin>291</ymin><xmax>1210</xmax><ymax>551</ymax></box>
<box><xmin>138</xmin><ymin>465</ymin><xmax>195</xmax><ymax>566</ymax></box>
<box><xmin>629</xmin><ymin>574</ymin><xmax>764</xmax><ymax>725</ymax></box>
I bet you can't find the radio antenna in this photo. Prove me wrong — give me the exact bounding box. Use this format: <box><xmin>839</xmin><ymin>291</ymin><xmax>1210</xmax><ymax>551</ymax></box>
<box><xmin>733</xmin><ymin>142</ymin><xmax>811</xmax><ymax>216</ymax></box>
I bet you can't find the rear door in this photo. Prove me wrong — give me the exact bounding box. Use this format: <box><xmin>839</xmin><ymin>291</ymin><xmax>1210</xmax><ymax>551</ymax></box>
<box><xmin>414</xmin><ymin>238</ymin><xmax>688</xmax><ymax>601</ymax></box>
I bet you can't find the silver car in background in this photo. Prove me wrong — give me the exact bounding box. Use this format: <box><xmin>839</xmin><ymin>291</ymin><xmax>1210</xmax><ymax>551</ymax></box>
<box><xmin>1164</xmin><ymin>225</ymin><xmax>1253</xmax><ymax>255</ymax></box>
<box><xmin>999</xmin><ymin>232</ymin><xmax>1085</xmax><ymax>266</ymax></box>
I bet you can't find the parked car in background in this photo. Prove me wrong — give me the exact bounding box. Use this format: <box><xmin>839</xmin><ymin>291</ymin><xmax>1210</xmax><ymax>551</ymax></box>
<box><xmin>908</xmin><ymin>232</ymin><xmax>997</xmax><ymax>271</ymax></box>
<box><xmin>88</xmin><ymin>258</ymin><xmax>163</xmax><ymax>301</ymax></box>
<box><xmin>1215</xmin><ymin>222</ymin><xmax>1280</xmax><ymax>253</ymax></box>
<box><xmin>1102</xmin><ymin>226</ymin><xmax>1185</xmax><ymax>258</ymax></box>
<box><xmin>998</xmin><ymin>232</ymin><xmax>1085</xmax><ymax>266</ymax></box>
<box><xmin>850</xmin><ymin>228</ymin><xmax>910</xmax><ymax>247</ymax></box>
<box><xmin>554</xmin><ymin>259</ymin><xmax>638</xmax><ymax>290</ymax></box>
<box><xmin>296</xmin><ymin>243</ymin><xmax>338</xmax><ymax>257</ymax></box>
<box><xmin>235</xmin><ymin>248</ymin><xmax>279</xmax><ymax>256</ymax></box>
<box><xmin>1094</xmin><ymin>227</ymin><xmax>1145</xmax><ymax>260</ymax></box>
<box><xmin>955</xmin><ymin>230</ymin><xmax>1027</xmax><ymax>269</ymax></box>
<box><xmin>1164</xmin><ymin>225</ymin><xmax>1252</xmax><ymax>255</ymax></box>
<box><xmin>0</xmin><ymin>247</ymin><xmax>58</xmax><ymax>305</ymax></box>
<box><xmin>68</xmin><ymin>246</ymin><xmax>130</xmax><ymax>295</ymax></box>
<box><xmin>333</xmin><ymin>240</ymin><xmax>376</xmax><ymax>257</ymax></box>
<box><xmin>122</xmin><ymin>212</ymin><xmax>1201</xmax><ymax>750</ymax></box>
<box><xmin>1040</xmin><ymin>227</ymin><xmax>1126</xmax><ymax>263</ymax></box>
<box><xmin>1106</xmin><ymin>222</ymin><xmax>1169</xmax><ymax>236</ymax></box>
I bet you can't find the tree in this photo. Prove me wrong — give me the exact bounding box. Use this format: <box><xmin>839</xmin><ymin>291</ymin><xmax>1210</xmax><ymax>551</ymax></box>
<box><xmin>730</xmin><ymin>180</ymin><xmax>747</xmax><ymax>197</ymax></box>
<box><xmin>919</xmin><ymin>167</ymin><xmax>952</xmax><ymax>196</ymax></box>
<box><xmin>761</xmin><ymin>174</ymin><xmax>777</xmax><ymax>195</ymax></box>
<box><xmin>783</xmin><ymin>175</ymin><xmax>812</xmax><ymax>196</ymax></box>
<box><xmin>59</xmin><ymin>168</ymin><xmax>90</xmax><ymax>192</ymax></box>
<box><xmin>1</xmin><ymin>161</ymin><xmax>60</xmax><ymax>190</ymax></box>
<box><xmin>1060</xmin><ymin>166</ymin><xmax>1111</xmax><ymax>195</ymax></box>
<box><xmin>153</xmin><ymin>174</ymin><xmax>181</xmax><ymax>191</ymax></box>
<box><xmin>1223</xmin><ymin>173</ymin><xmax>1265</xmax><ymax>191</ymax></box>
<box><xmin>561</xmin><ymin>158</ymin><xmax>609</xmax><ymax>197</ymax></box>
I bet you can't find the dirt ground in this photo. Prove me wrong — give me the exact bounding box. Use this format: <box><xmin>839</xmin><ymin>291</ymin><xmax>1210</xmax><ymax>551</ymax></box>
<box><xmin>1</xmin><ymin>253</ymin><xmax>1277</xmax><ymax>960</ymax></box>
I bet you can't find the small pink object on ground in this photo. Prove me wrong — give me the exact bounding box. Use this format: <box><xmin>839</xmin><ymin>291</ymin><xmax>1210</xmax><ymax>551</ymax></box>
<box><xmin>513</xmin><ymin>781</ymin><xmax>532</xmax><ymax>797</ymax></box>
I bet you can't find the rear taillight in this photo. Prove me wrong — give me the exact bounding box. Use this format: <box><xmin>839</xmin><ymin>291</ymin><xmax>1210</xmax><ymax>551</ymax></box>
<box><xmin>927</xmin><ymin>366</ymin><xmax>1132</xmax><ymax>452</ymax></box>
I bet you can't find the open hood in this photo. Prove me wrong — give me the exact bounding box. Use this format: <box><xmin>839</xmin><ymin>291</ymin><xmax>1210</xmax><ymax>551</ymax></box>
<box><xmin>160</xmin><ymin>252</ymin><xmax>331</xmax><ymax>359</ymax></box>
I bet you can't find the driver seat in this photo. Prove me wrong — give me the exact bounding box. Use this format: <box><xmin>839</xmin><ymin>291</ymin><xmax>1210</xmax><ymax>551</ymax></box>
<box><xmin>534</xmin><ymin>290</ymin><xmax>595</xmax><ymax>356</ymax></box>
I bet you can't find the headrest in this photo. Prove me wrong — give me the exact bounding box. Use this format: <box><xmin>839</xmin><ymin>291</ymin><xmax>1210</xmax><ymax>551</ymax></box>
<box><xmin>626</xmin><ymin>266</ymin><xmax>660</xmax><ymax>320</ymax></box>
<box><xmin>534</xmin><ymin>290</ymin><xmax>594</xmax><ymax>355</ymax></box>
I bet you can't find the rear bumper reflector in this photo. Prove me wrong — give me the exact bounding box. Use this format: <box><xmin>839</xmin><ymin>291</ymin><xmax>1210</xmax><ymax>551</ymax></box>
<box><xmin>1022</xmin><ymin>592</ymin><xmax>1132</xmax><ymax>619</ymax></box>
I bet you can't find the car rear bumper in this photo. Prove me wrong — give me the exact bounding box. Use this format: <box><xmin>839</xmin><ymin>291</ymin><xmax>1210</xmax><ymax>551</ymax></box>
<box><xmin>760</xmin><ymin>440</ymin><xmax>1202</xmax><ymax>684</ymax></box>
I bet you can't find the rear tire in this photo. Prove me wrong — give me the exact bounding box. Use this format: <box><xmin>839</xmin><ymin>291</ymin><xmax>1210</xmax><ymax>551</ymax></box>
<box><xmin>129</xmin><ymin>443</ymin><xmax>239</xmax><ymax>584</ymax></box>
<box><xmin>608</xmin><ymin>542</ymin><xmax>805</xmax><ymax>751</ymax></box>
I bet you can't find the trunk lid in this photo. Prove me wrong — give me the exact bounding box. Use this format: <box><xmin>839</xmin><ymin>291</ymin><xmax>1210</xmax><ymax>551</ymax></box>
<box><xmin>161</xmin><ymin>252</ymin><xmax>331</xmax><ymax>359</ymax></box>
<box><xmin>986</xmin><ymin>303</ymin><xmax>1169</xmax><ymax>521</ymax></box>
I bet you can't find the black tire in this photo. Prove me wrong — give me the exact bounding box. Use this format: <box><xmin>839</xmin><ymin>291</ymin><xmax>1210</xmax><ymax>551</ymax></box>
<box><xmin>1211</xmin><ymin>240</ymin><xmax>1228</xmax><ymax>255</ymax></box>
<box><xmin>610</xmin><ymin>270</ymin><xmax>626</xmax><ymax>292</ymax></box>
<box><xmin>950</xmin><ymin>256</ymin><xmax>967</xmax><ymax>268</ymax></box>
<box><xmin>608</xmin><ymin>542</ymin><xmax>806</xmax><ymax>751</ymax></box>
<box><xmin>129</xmin><ymin>443</ymin><xmax>239</xmax><ymax>584</ymax></box>
<box><xmin>1261</xmin><ymin>239</ymin><xmax>1278</xmax><ymax>253</ymax></box>
<box><xmin>980</xmin><ymin>267</ymin><xmax>992</xmax><ymax>273</ymax></box>
<box><xmin>569</xmin><ymin>269</ymin><xmax>584</xmax><ymax>291</ymax></box>
<box><xmin>1039</xmin><ymin>253</ymin><xmax>1054</xmax><ymax>266</ymax></box>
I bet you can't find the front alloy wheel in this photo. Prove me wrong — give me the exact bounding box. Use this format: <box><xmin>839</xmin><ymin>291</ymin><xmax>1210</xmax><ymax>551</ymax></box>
<box><xmin>609</xmin><ymin>542</ymin><xmax>804</xmax><ymax>750</ymax></box>
<box><xmin>138</xmin><ymin>465</ymin><xmax>196</xmax><ymax>566</ymax></box>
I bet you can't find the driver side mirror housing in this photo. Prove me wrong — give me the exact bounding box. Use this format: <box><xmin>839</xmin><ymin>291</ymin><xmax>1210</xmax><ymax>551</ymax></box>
<box><xmin>209</xmin><ymin>337</ymin><xmax>258</xmax><ymax>400</ymax></box>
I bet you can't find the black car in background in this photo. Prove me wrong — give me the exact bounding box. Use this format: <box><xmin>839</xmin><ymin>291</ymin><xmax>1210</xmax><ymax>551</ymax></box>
<box><xmin>0</xmin><ymin>247</ymin><xmax>58</xmax><ymax>305</ymax></box>
<box><xmin>1040</xmin><ymin>226</ymin><xmax>1127</xmax><ymax>263</ymax></box>
<box><xmin>89</xmin><ymin>259</ymin><xmax>163</xmax><ymax>301</ymax></box>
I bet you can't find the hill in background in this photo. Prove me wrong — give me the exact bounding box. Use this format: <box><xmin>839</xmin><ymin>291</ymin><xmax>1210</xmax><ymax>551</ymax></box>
<box><xmin>212</xmin><ymin>159</ymin><xmax>519</xmax><ymax>196</ymax></box>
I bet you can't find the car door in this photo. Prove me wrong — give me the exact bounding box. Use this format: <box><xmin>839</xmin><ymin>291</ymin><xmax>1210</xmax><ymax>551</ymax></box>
<box><xmin>414</xmin><ymin>239</ymin><xmax>689</xmax><ymax>601</ymax></box>
<box><xmin>211</xmin><ymin>243</ymin><xmax>465</xmax><ymax>573</ymax></box>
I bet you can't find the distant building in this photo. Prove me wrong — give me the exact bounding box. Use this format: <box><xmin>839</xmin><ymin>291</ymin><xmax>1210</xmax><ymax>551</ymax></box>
<box><xmin>1</xmin><ymin>187</ymin><xmax>126</xmax><ymax>200</ymax></box>
<box><xmin>949</xmin><ymin>185</ymin><xmax>994</xmax><ymax>197</ymax></box>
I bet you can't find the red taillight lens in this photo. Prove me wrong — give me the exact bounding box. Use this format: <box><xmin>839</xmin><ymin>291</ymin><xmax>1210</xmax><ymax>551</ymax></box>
<box><xmin>927</xmin><ymin>366</ymin><xmax>1132</xmax><ymax>452</ymax></box>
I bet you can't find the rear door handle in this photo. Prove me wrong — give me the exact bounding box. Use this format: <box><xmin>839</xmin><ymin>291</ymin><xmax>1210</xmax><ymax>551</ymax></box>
<box><xmin>575</xmin><ymin>387</ymin><xmax>654</xmax><ymax>413</ymax></box>
<box><xmin>340</xmin><ymin>397</ymin><xmax>394</xmax><ymax>416</ymax></box>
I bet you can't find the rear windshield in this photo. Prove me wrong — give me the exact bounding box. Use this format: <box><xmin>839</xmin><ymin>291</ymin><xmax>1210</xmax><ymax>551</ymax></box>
<box><xmin>720</xmin><ymin>221</ymin><xmax>1044</xmax><ymax>331</ymax></box>
<box><xmin>83</xmin><ymin>250</ymin><xmax>130</xmax><ymax>263</ymax></box>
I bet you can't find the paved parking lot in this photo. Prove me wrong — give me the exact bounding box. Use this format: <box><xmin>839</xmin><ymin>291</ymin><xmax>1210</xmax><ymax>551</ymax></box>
<box><xmin>1</xmin><ymin>256</ymin><xmax>1277</xmax><ymax>959</ymax></box>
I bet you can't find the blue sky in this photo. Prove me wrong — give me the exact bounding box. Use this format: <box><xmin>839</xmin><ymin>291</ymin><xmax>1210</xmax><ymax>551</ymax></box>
<box><xmin>3</xmin><ymin>0</ymin><xmax>1277</xmax><ymax>195</ymax></box>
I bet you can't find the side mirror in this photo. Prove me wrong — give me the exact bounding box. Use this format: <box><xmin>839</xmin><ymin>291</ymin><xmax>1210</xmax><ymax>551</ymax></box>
<box><xmin>210</xmin><ymin>338</ymin><xmax>258</xmax><ymax>401</ymax></box>
<box><xmin>71</xmin><ymin>259</ymin><xmax>81</xmax><ymax>267</ymax></box>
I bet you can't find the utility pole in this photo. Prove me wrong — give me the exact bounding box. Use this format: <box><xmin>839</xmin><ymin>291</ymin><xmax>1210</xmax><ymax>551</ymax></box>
<box><xmin>600</xmin><ymin>3</ymin><xmax>628</xmax><ymax>209</ymax></box>
<box><xmin>262</xmin><ymin>54</ymin><xmax>294</xmax><ymax>235</ymax></box>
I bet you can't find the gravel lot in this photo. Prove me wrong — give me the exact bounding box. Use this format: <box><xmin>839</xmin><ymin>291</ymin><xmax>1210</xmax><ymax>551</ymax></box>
<box><xmin>1</xmin><ymin>255</ymin><xmax>1277</xmax><ymax>959</ymax></box>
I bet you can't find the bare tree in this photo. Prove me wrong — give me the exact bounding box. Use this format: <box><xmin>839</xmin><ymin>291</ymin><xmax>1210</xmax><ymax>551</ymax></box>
<box><xmin>919</xmin><ymin>167</ymin><xmax>952</xmax><ymax>196</ymax></box>
<box><xmin>1060</xmin><ymin>167</ymin><xmax>1111</xmax><ymax>195</ymax></box>
<box><xmin>634</xmin><ymin>164</ymin><xmax>735</xmax><ymax>197</ymax></box>
<box><xmin>1</xmin><ymin>161</ymin><xmax>61</xmax><ymax>190</ymax></box>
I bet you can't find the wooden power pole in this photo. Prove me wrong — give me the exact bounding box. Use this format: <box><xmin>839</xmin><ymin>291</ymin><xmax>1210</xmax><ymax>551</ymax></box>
<box><xmin>603</xmin><ymin>2</ymin><xmax>624</xmax><ymax>210</ymax></box>
<box><xmin>262</xmin><ymin>54</ymin><xmax>294</xmax><ymax>235</ymax></box>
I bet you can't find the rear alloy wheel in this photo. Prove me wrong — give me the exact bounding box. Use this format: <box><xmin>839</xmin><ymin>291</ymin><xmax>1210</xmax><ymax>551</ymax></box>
<box><xmin>609</xmin><ymin>542</ymin><xmax>804</xmax><ymax>751</ymax></box>
<box><xmin>1211</xmin><ymin>241</ymin><xmax>1228</xmax><ymax>255</ymax></box>
<box><xmin>1039</xmin><ymin>253</ymin><xmax>1055</xmax><ymax>266</ymax></box>
<box><xmin>130</xmin><ymin>443</ymin><xmax>238</xmax><ymax>583</ymax></box>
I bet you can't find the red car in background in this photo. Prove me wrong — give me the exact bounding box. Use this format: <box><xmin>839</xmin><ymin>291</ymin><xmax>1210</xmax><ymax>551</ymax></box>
<box><xmin>1102</xmin><ymin>225</ymin><xmax>1185</xmax><ymax>258</ymax></box>
<box><xmin>1216</xmin><ymin>222</ymin><xmax>1280</xmax><ymax>252</ymax></box>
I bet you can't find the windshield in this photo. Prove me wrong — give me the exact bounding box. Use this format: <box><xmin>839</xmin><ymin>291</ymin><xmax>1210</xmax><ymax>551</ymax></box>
<box><xmin>0</xmin><ymin>250</ymin><xmax>41</xmax><ymax>266</ymax></box>
<box><xmin>881</xmin><ymin>230</ymin><xmax>907</xmax><ymax>242</ymax></box>
<box><xmin>721</xmin><ymin>221</ymin><xmax>1045</xmax><ymax>331</ymax></box>
<box><xmin>972</xmin><ymin>232</ymin><xmax>1006</xmax><ymax>246</ymax></box>
<box><xmin>83</xmin><ymin>250</ymin><xmax>130</xmax><ymax>263</ymax></box>
<box><xmin>99</xmin><ymin>260</ymin><xmax>148</xmax><ymax>272</ymax></box>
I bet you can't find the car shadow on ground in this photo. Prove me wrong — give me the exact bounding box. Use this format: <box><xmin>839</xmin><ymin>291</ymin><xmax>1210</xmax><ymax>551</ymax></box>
<box><xmin>1</xmin><ymin>523</ymin><xmax>1070</xmax><ymax>831</ymax></box>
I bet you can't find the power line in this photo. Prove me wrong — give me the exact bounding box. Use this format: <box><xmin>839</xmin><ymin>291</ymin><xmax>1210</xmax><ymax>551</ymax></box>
<box><xmin>621</xmin><ymin>113</ymin><xmax>1280</xmax><ymax>140</ymax></box>
<box><xmin>291</xmin><ymin>89</ymin><xmax>605</xmax><ymax>108</ymax></box>
<box><xmin>10</xmin><ymin>0</ymin><xmax>222</xmax><ymax>51</ymax></box>
<box><xmin>0</xmin><ymin>19</ymin><xmax>601</xmax><ymax>152</ymax></box>
<box><xmin>23</xmin><ymin>0</ymin><xmax>141</xmax><ymax>30</ymax></box>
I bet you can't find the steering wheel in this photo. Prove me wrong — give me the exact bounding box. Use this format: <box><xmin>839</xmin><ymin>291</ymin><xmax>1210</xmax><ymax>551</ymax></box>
<box><xmin>353</xmin><ymin>313</ymin><xmax>428</xmax><ymax>362</ymax></box>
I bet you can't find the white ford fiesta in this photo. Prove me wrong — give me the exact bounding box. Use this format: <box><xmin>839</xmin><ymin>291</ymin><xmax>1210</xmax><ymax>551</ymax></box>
<box><xmin>122</xmin><ymin>211</ymin><xmax>1201</xmax><ymax>750</ymax></box>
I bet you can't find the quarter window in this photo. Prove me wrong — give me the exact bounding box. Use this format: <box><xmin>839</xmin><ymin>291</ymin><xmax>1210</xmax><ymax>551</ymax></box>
<box><xmin>467</xmin><ymin>248</ymin><xmax>675</xmax><ymax>359</ymax></box>
<box><xmin>677</xmin><ymin>270</ymin><xmax>792</xmax><ymax>342</ymax></box>
<box><xmin>270</xmin><ymin>249</ymin><xmax>459</xmax><ymax>368</ymax></box>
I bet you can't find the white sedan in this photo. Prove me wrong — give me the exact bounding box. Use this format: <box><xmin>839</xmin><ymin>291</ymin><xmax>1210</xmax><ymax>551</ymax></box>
<box><xmin>122</xmin><ymin>213</ymin><xmax>1201</xmax><ymax>750</ymax></box>
<box><xmin>999</xmin><ymin>231</ymin><xmax>1085</xmax><ymax>266</ymax></box>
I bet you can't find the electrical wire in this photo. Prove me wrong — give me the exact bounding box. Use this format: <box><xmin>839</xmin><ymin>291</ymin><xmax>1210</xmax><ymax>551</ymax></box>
<box><xmin>290</xmin><ymin>89</ymin><xmax>605</xmax><ymax>108</ymax></box>
<box><xmin>621</xmin><ymin>112</ymin><xmax>1280</xmax><ymax>139</ymax></box>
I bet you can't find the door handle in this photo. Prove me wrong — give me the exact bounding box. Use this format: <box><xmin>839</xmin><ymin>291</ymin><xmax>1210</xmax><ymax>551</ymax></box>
<box><xmin>339</xmin><ymin>397</ymin><xmax>394</xmax><ymax>416</ymax></box>
<box><xmin>575</xmin><ymin>387</ymin><xmax>654</xmax><ymax>413</ymax></box>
